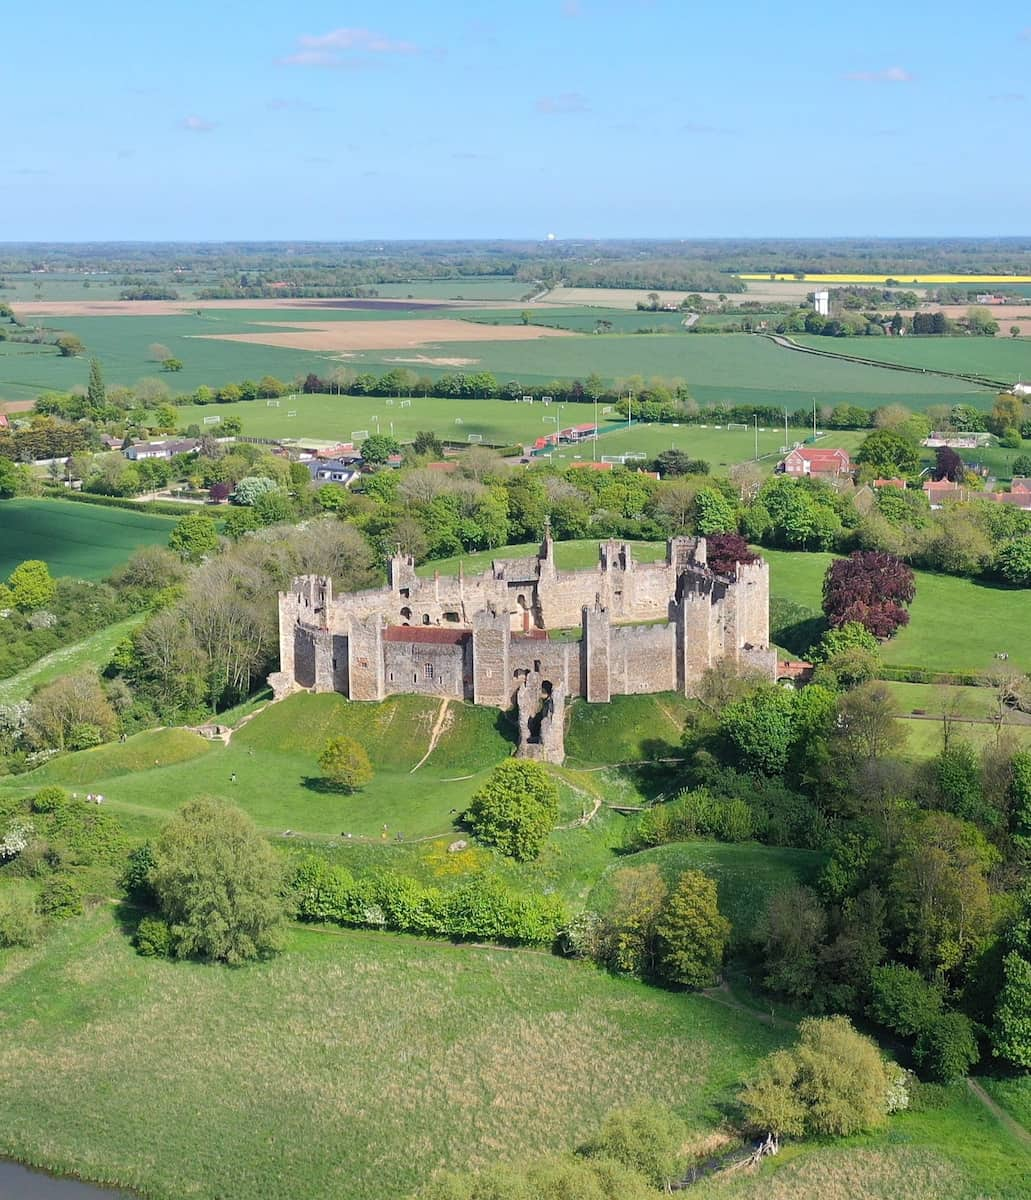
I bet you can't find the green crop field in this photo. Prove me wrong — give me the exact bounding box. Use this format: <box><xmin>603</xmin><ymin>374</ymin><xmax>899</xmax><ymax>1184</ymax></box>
<box><xmin>372</xmin><ymin>276</ymin><xmax>532</xmax><ymax>300</ymax></box>
<box><xmin>795</xmin><ymin>334</ymin><xmax>1031</xmax><ymax>384</ymax></box>
<box><xmin>0</xmin><ymin>306</ymin><xmax>995</xmax><ymax>413</ymax></box>
<box><xmin>0</xmin><ymin>498</ymin><xmax>177</xmax><ymax>580</ymax></box>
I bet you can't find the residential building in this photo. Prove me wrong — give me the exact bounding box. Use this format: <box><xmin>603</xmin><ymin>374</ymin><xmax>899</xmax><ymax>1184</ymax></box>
<box><xmin>780</xmin><ymin>447</ymin><xmax>852</xmax><ymax>477</ymax></box>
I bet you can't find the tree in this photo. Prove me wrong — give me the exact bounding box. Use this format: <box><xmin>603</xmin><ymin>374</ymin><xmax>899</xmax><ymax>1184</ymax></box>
<box><xmin>55</xmin><ymin>333</ymin><xmax>85</xmax><ymax>357</ymax></box>
<box><xmin>761</xmin><ymin>885</ymin><xmax>827</xmax><ymax>1002</ymax></box>
<box><xmin>318</xmin><ymin>736</ymin><xmax>373</xmax><ymax>792</ymax></box>
<box><xmin>24</xmin><ymin>670</ymin><xmax>118</xmax><ymax>751</ymax></box>
<box><xmin>86</xmin><ymin>358</ymin><xmax>106</xmax><ymax>412</ymax></box>
<box><xmin>1011</xmin><ymin>453</ymin><xmax>1031</xmax><ymax>477</ymax></box>
<box><xmin>7</xmin><ymin>559</ymin><xmax>56</xmax><ymax>609</ymax></box>
<box><xmin>823</xmin><ymin>551</ymin><xmax>915</xmax><ymax>638</ymax></box>
<box><xmin>990</xmin><ymin>393</ymin><xmax>1023</xmax><ymax>437</ymax></box>
<box><xmin>161</xmin><ymin>357</ymin><xmax>184</xmax><ymax>372</ymax></box>
<box><xmin>654</xmin><ymin>870</ymin><xmax>730</xmax><ymax>988</ymax></box>
<box><xmin>360</xmin><ymin>433</ymin><xmax>402</xmax><ymax>465</ymax></box>
<box><xmin>739</xmin><ymin>1016</ymin><xmax>893</xmax><ymax>1139</ymax></box>
<box><xmin>412</xmin><ymin>430</ymin><xmax>445</xmax><ymax>458</ymax></box>
<box><xmin>695</xmin><ymin>488</ymin><xmax>738</xmax><ymax>535</ymax></box>
<box><xmin>933</xmin><ymin>446</ymin><xmax>964</xmax><ymax>483</ymax></box>
<box><xmin>1011</xmin><ymin>326</ymin><xmax>1022</xmax><ymax>339</ymax></box>
<box><xmin>833</xmin><ymin>681</ymin><xmax>905</xmax><ymax>766</ymax></box>
<box><xmin>993</xmin><ymin>951</ymin><xmax>1031</xmax><ymax>1068</ymax></box>
<box><xmin>465</xmin><ymin>759</ymin><xmax>558</xmax><ymax>861</ymax></box>
<box><xmin>719</xmin><ymin>684</ymin><xmax>801</xmax><ymax>775</ymax></box>
<box><xmin>520</xmin><ymin>310</ymin><xmax>532</xmax><ymax>325</ymax></box>
<box><xmin>704</xmin><ymin>533</ymin><xmax>758</xmax><ymax>576</ymax></box>
<box><xmin>855</xmin><ymin>428</ymin><xmax>921</xmax><ymax>478</ymax></box>
<box><xmin>996</xmin><ymin>538</ymin><xmax>1031</xmax><ymax>587</ymax></box>
<box><xmin>149</xmin><ymin>797</ymin><xmax>285</xmax><ymax>964</ymax></box>
<box><xmin>869</xmin><ymin>963</ymin><xmax>944</xmax><ymax>1037</ymax></box>
<box><xmin>232</xmin><ymin>475</ymin><xmax>281</xmax><ymax>506</ymax></box>
<box><xmin>168</xmin><ymin>512</ymin><xmax>219</xmax><ymax>563</ymax></box>
<box><xmin>148</xmin><ymin>342</ymin><xmax>173</xmax><ymax>362</ymax></box>
<box><xmin>913</xmin><ymin>1010</ymin><xmax>979</xmax><ymax>1082</ymax></box>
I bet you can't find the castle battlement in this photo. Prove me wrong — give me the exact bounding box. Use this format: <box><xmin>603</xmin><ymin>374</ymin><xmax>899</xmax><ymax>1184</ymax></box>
<box><xmin>271</xmin><ymin>534</ymin><xmax>777</xmax><ymax>762</ymax></box>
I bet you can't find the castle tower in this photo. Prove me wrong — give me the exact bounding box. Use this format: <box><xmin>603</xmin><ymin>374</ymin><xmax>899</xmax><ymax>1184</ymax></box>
<box><xmin>582</xmin><ymin>600</ymin><xmax>611</xmax><ymax>703</ymax></box>
<box><xmin>472</xmin><ymin>607</ymin><xmax>511</xmax><ymax>707</ymax></box>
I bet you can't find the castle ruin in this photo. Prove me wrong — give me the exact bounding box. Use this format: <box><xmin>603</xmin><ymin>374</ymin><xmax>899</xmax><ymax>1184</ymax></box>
<box><xmin>270</xmin><ymin>532</ymin><xmax>777</xmax><ymax>764</ymax></box>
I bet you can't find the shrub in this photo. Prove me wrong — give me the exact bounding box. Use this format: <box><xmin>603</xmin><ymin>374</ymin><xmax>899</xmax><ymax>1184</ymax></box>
<box><xmin>37</xmin><ymin>874</ymin><xmax>84</xmax><ymax>920</ymax></box>
<box><xmin>739</xmin><ymin>1016</ymin><xmax>893</xmax><ymax>1138</ymax></box>
<box><xmin>0</xmin><ymin>892</ymin><xmax>44</xmax><ymax>947</ymax></box>
<box><xmin>655</xmin><ymin>870</ymin><xmax>731</xmax><ymax>989</ymax></box>
<box><xmin>868</xmin><ymin>964</ymin><xmax>944</xmax><ymax>1038</ymax></box>
<box><xmin>30</xmin><ymin>785</ymin><xmax>69</xmax><ymax>814</ymax></box>
<box><xmin>579</xmin><ymin>1102</ymin><xmax>685</xmax><ymax>1189</ymax></box>
<box><xmin>134</xmin><ymin>915</ymin><xmax>174</xmax><ymax>958</ymax></box>
<box><xmin>465</xmin><ymin>759</ymin><xmax>559</xmax><ymax>862</ymax></box>
<box><xmin>120</xmin><ymin>842</ymin><xmax>157</xmax><ymax>905</ymax></box>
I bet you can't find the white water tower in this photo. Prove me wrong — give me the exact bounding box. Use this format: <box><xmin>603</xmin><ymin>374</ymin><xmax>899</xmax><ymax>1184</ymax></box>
<box><xmin>814</xmin><ymin>290</ymin><xmax>830</xmax><ymax>317</ymax></box>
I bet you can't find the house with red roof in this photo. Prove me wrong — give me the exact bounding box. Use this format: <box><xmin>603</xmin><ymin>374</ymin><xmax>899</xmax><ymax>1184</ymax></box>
<box><xmin>780</xmin><ymin>447</ymin><xmax>852</xmax><ymax>477</ymax></box>
<box><xmin>872</xmin><ymin>478</ymin><xmax>907</xmax><ymax>490</ymax></box>
<box><xmin>922</xmin><ymin>479</ymin><xmax>969</xmax><ymax>508</ymax></box>
<box><xmin>0</xmin><ymin>413</ymin><xmax>9</xmax><ymax>430</ymax></box>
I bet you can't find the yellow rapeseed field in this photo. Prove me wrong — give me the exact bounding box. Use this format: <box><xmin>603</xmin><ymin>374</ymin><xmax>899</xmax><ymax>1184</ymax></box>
<box><xmin>740</xmin><ymin>273</ymin><xmax>1031</xmax><ymax>284</ymax></box>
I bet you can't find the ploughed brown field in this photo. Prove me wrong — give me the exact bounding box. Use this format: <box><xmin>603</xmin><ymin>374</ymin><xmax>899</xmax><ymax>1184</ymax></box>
<box><xmin>188</xmin><ymin>318</ymin><xmax>576</xmax><ymax>355</ymax></box>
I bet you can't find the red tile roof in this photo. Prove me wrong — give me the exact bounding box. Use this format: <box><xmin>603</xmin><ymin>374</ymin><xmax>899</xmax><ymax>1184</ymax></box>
<box><xmin>383</xmin><ymin>626</ymin><xmax>469</xmax><ymax>645</ymax></box>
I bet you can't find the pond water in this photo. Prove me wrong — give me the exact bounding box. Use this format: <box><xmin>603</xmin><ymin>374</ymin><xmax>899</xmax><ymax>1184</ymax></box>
<box><xmin>0</xmin><ymin>1159</ymin><xmax>131</xmax><ymax>1198</ymax></box>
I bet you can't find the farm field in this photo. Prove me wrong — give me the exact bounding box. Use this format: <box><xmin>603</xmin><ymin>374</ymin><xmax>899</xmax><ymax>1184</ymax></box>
<box><xmin>757</xmin><ymin>549</ymin><xmax>1031</xmax><ymax>675</ymax></box>
<box><xmin>0</xmin><ymin>498</ymin><xmax>176</xmax><ymax>580</ymax></box>
<box><xmin>794</xmin><ymin>334</ymin><xmax>1031</xmax><ymax>382</ymax></box>
<box><xmin>371</xmin><ymin>276</ymin><xmax>532</xmax><ymax>300</ymax></box>
<box><xmin>0</xmin><ymin>306</ymin><xmax>995</xmax><ymax>412</ymax></box>
<box><xmin>744</xmin><ymin>273</ymin><xmax>1031</xmax><ymax>284</ymax></box>
<box><xmin>0</xmin><ymin>909</ymin><xmax>787</xmax><ymax>1200</ymax></box>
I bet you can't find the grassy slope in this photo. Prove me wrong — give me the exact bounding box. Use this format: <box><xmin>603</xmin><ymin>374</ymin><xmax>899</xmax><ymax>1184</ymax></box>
<box><xmin>417</xmin><ymin>538</ymin><xmax>669</xmax><ymax>577</ymax></box>
<box><xmin>589</xmin><ymin>842</ymin><xmax>824</xmax><ymax>949</ymax></box>
<box><xmin>0</xmin><ymin>497</ymin><xmax>177</xmax><ymax>580</ymax></box>
<box><xmin>0</xmin><ymin>614</ymin><xmax>146</xmax><ymax>704</ymax></box>
<box><xmin>0</xmin><ymin>910</ymin><xmax>786</xmax><ymax>1200</ymax></box>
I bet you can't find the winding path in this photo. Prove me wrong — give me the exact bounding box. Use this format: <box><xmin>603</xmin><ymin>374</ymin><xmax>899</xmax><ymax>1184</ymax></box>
<box><xmin>409</xmin><ymin>699</ymin><xmax>451</xmax><ymax>773</ymax></box>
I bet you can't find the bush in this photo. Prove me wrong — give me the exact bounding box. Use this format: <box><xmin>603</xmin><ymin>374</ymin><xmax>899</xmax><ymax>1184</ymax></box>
<box><xmin>465</xmin><ymin>759</ymin><xmax>559</xmax><ymax>862</ymax></box>
<box><xmin>134</xmin><ymin>915</ymin><xmax>174</xmax><ymax>957</ymax></box>
<box><xmin>0</xmin><ymin>891</ymin><xmax>44</xmax><ymax>947</ymax></box>
<box><xmin>912</xmin><ymin>1011</ymin><xmax>979</xmax><ymax>1082</ymax></box>
<box><xmin>37</xmin><ymin>874</ymin><xmax>84</xmax><ymax>920</ymax></box>
<box><xmin>120</xmin><ymin>842</ymin><xmax>157</xmax><ymax>905</ymax></box>
<box><xmin>655</xmin><ymin>870</ymin><xmax>731</xmax><ymax>989</ymax></box>
<box><xmin>626</xmin><ymin>788</ymin><xmax>753</xmax><ymax>850</ymax></box>
<box><xmin>579</xmin><ymin>1102</ymin><xmax>685</xmax><ymax>1189</ymax></box>
<box><xmin>30</xmin><ymin>785</ymin><xmax>69</xmax><ymax>814</ymax></box>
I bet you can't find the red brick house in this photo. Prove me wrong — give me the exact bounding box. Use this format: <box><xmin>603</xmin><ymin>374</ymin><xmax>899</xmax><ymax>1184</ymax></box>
<box><xmin>780</xmin><ymin>447</ymin><xmax>852</xmax><ymax>477</ymax></box>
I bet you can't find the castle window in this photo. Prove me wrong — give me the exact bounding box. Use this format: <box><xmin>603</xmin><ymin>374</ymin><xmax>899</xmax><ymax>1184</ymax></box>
<box><xmin>389</xmin><ymin>672</ymin><xmax>394</xmax><ymax>682</ymax></box>
<box><xmin>424</xmin><ymin>663</ymin><xmax>434</xmax><ymax>680</ymax></box>
<box><xmin>401</xmin><ymin>606</ymin><xmax>412</xmax><ymax>624</ymax></box>
<box><xmin>422</xmin><ymin>614</ymin><xmax>431</xmax><ymax>625</ymax></box>
<box><xmin>358</xmin><ymin>658</ymin><xmax>368</xmax><ymax>669</ymax></box>
<box><xmin>443</xmin><ymin>611</ymin><xmax>460</xmax><ymax>622</ymax></box>
<box><xmin>332</xmin><ymin>658</ymin><xmax>337</xmax><ymax>669</ymax></box>
<box><xmin>413</xmin><ymin>673</ymin><xmax>418</xmax><ymax>683</ymax></box>
<box><xmin>399</xmin><ymin>587</ymin><xmax>410</xmax><ymax>599</ymax></box>
<box><xmin>534</xmin><ymin>659</ymin><xmax>541</xmax><ymax>672</ymax></box>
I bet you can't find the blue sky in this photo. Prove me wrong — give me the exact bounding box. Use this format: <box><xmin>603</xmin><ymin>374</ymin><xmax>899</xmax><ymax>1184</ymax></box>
<box><xmin>4</xmin><ymin>0</ymin><xmax>1031</xmax><ymax>240</ymax></box>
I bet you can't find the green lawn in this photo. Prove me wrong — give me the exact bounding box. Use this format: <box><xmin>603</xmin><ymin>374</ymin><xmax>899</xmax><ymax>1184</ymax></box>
<box><xmin>980</xmin><ymin>1077</ymin><xmax>1031</xmax><ymax>1132</ymax></box>
<box><xmin>760</xmin><ymin>549</ymin><xmax>1031</xmax><ymax>674</ymax></box>
<box><xmin>0</xmin><ymin>614</ymin><xmax>146</xmax><ymax>704</ymax></box>
<box><xmin>0</xmin><ymin>497</ymin><xmax>177</xmax><ymax>580</ymax></box>
<box><xmin>565</xmin><ymin>693</ymin><xmax>694</xmax><ymax>764</ymax></box>
<box><xmin>0</xmin><ymin>908</ymin><xmax>788</xmax><ymax>1200</ymax></box>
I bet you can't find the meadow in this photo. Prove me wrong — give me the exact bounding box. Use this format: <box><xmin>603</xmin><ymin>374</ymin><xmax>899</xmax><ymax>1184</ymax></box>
<box><xmin>0</xmin><ymin>909</ymin><xmax>787</xmax><ymax>1200</ymax></box>
<box><xmin>743</xmin><ymin>274</ymin><xmax>1031</xmax><ymax>284</ymax></box>
<box><xmin>0</xmin><ymin>498</ymin><xmax>177</xmax><ymax>580</ymax></box>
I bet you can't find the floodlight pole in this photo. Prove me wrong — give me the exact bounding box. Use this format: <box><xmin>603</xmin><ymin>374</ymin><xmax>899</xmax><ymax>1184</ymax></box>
<box><xmin>754</xmin><ymin>413</ymin><xmax>759</xmax><ymax>461</ymax></box>
<box><xmin>627</xmin><ymin>389</ymin><xmax>633</xmax><ymax>429</ymax></box>
<box><xmin>594</xmin><ymin>394</ymin><xmax>599</xmax><ymax>461</ymax></box>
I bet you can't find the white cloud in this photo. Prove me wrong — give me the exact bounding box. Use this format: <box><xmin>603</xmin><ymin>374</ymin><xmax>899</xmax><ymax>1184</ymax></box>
<box><xmin>844</xmin><ymin>66</ymin><xmax>914</xmax><ymax>83</ymax></box>
<box><xmin>180</xmin><ymin>115</ymin><xmax>218</xmax><ymax>132</ymax></box>
<box><xmin>280</xmin><ymin>27</ymin><xmax>418</xmax><ymax>67</ymax></box>
<box><xmin>536</xmin><ymin>92</ymin><xmax>590</xmax><ymax>114</ymax></box>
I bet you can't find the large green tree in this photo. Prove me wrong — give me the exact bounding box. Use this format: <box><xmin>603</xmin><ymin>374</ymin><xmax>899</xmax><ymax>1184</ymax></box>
<box><xmin>318</xmin><ymin>735</ymin><xmax>374</xmax><ymax>792</ymax></box>
<box><xmin>465</xmin><ymin>759</ymin><xmax>558</xmax><ymax>861</ymax></box>
<box><xmin>168</xmin><ymin>512</ymin><xmax>219</xmax><ymax>563</ymax></box>
<box><xmin>150</xmin><ymin>797</ymin><xmax>285</xmax><ymax>964</ymax></box>
<box><xmin>7</xmin><ymin>559</ymin><xmax>57</xmax><ymax>610</ymax></box>
<box><xmin>655</xmin><ymin>869</ymin><xmax>730</xmax><ymax>988</ymax></box>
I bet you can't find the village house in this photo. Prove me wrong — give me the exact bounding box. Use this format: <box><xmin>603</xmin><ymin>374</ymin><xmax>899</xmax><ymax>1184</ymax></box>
<box><xmin>123</xmin><ymin>437</ymin><xmax>201</xmax><ymax>461</ymax></box>
<box><xmin>306</xmin><ymin>457</ymin><xmax>361</xmax><ymax>487</ymax></box>
<box><xmin>779</xmin><ymin>447</ymin><xmax>852</xmax><ymax>477</ymax></box>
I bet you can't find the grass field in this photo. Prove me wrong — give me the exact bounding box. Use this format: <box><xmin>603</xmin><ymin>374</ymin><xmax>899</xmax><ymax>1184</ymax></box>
<box><xmin>0</xmin><ymin>498</ymin><xmax>177</xmax><ymax>580</ymax></box>
<box><xmin>794</xmin><ymin>334</ymin><xmax>1031</xmax><ymax>383</ymax></box>
<box><xmin>759</xmin><ymin>548</ymin><xmax>1031</xmax><ymax>674</ymax></box>
<box><xmin>744</xmin><ymin>273</ymin><xmax>1031</xmax><ymax>284</ymax></box>
<box><xmin>0</xmin><ymin>614</ymin><xmax>146</xmax><ymax>704</ymax></box>
<box><xmin>372</xmin><ymin>277</ymin><xmax>532</xmax><ymax>300</ymax></box>
<box><xmin>0</xmin><ymin>909</ymin><xmax>787</xmax><ymax>1200</ymax></box>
